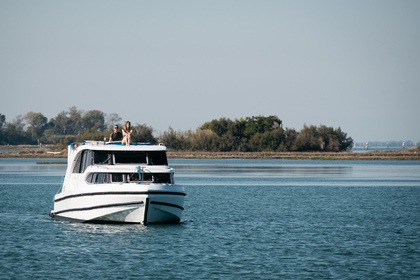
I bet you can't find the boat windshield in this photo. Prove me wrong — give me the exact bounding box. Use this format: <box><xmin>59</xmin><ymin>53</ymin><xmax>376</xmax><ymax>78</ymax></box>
<box><xmin>95</xmin><ymin>151</ymin><xmax>168</xmax><ymax>165</ymax></box>
<box><xmin>86</xmin><ymin>172</ymin><xmax>172</xmax><ymax>184</ymax></box>
<box><xmin>73</xmin><ymin>150</ymin><xmax>168</xmax><ymax>173</ymax></box>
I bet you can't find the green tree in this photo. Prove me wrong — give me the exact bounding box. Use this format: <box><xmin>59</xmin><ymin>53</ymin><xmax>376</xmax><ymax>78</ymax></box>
<box><xmin>199</xmin><ymin>115</ymin><xmax>284</xmax><ymax>151</ymax></box>
<box><xmin>218</xmin><ymin>133</ymin><xmax>235</xmax><ymax>151</ymax></box>
<box><xmin>4</xmin><ymin>115</ymin><xmax>31</xmax><ymax>144</ymax></box>
<box><xmin>280</xmin><ymin>128</ymin><xmax>297</xmax><ymax>151</ymax></box>
<box><xmin>49</xmin><ymin>106</ymin><xmax>83</xmax><ymax>135</ymax></box>
<box><xmin>24</xmin><ymin>112</ymin><xmax>48</xmax><ymax>142</ymax></box>
<box><xmin>243</xmin><ymin>115</ymin><xmax>282</xmax><ymax>138</ymax></box>
<box><xmin>106</xmin><ymin>113</ymin><xmax>122</xmax><ymax>129</ymax></box>
<box><xmin>159</xmin><ymin>127</ymin><xmax>190</xmax><ymax>150</ymax></box>
<box><xmin>201</xmin><ymin>117</ymin><xmax>232</xmax><ymax>137</ymax></box>
<box><xmin>249</xmin><ymin>129</ymin><xmax>285</xmax><ymax>151</ymax></box>
<box><xmin>76</xmin><ymin>128</ymin><xmax>107</xmax><ymax>142</ymax></box>
<box><xmin>189</xmin><ymin>129</ymin><xmax>219</xmax><ymax>151</ymax></box>
<box><xmin>82</xmin><ymin>110</ymin><xmax>105</xmax><ymax>132</ymax></box>
<box><xmin>317</xmin><ymin>125</ymin><xmax>338</xmax><ymax>151</ymax></box>
<box><xmin>131</xmin><ymin>123</ymin><xmax>157</xmax><ymax>144</ymax></box>
<box><xmin>0</xmin><ymin>113</ymin><xmax>5</xmax><ymax>130</ymax></box>
<box><xmin>336</xmin><ymin>127</ymin><xmax>353</xmax><ymax>151</ymax></box>
<box><xmin>0</xmin><ymin>113</ymin><xmax>6</xmax><ymax>144</ymax></box>
<box><xmin>46</xmin><ymin>107</ymin><xmax>83</xmax><ymax>144</ymax></box>
<box><xmin>294</xmin><ymin>125</ymin><xmax>354</xmax><ymax>152</ymax></box>
<box><xmin>50</xmin><ymin>111</ymin><xmax>71</xmax><ymax>135</ymax></box>
<box><xmin>294</xmin><ymin>125</ymin><xmax>321</xmax><ymax>151</ymax></box>
<box><xmin>68</xmin><ymin>106</ymin><xmax>83</xmax><ymax>134</ymax></box>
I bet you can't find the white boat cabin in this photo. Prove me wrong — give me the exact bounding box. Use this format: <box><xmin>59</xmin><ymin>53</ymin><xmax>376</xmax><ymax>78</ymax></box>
<box><xmin>65</xmin><ymin>142</ymin><xmax>175</xmax><ymax>189</ymax></box>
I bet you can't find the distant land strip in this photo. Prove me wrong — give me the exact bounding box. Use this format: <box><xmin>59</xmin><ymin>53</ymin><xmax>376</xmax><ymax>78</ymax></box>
<box><xmin>167</xmin><ymin>150</ymin><xmax>420</xmax><ymax>160</ymax></box>
<box><xmin>1</xmin><ymin>145</ymin><xmax>419</xmax><ymax>160</ymax></box>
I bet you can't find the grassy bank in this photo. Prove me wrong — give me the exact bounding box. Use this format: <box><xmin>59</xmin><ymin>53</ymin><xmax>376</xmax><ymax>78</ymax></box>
<box><xmin>0</xmin><ymin>145</ymin><xmax>67</xmax><ymax>158</ymax></box>
<box><xmin>168</xmin><ymin>150</ymin><xmax>420</xmax><ymax>160</ymax></box>
<box><xmin>1</xmin><ymin>145</ymin><xmax>419</xmax><ymax>160</ymax></box>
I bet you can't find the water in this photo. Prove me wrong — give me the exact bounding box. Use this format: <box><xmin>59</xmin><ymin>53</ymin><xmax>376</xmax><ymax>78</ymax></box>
<box><xmin>0</xmin><ymin>158</ymin><xmax>419</xmax><ymax>279</ymax></box>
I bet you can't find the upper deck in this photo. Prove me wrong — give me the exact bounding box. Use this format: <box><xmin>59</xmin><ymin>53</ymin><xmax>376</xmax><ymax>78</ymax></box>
<box><xmin>73</xmin><ymin>141</ymin><xmax>167</xmax><ymax>152</ymax></box>
<box><xmin>67</xmin><ymin>141</ymin><xmax>169</xmax><ymax>168</ymax></box>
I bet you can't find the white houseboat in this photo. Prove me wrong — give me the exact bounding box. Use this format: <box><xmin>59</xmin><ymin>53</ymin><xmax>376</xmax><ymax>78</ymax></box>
<box><xmin>50</xmin><ymin>141</ymin><xmax>186</xmax><ymax>225</ymax></box>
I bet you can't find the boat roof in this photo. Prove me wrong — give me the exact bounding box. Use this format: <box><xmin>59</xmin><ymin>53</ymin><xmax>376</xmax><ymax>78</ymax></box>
<box><xmin>72</xmin><ymin>141</ymin><xmax>167</xmax><ymax>152</ymax></box>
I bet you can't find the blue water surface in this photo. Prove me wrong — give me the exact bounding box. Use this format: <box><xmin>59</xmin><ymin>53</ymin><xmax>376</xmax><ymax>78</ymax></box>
<box><xmin>0</xmin><ymin>158</ymin><xmax>419</xmax><ymax>279</ymax></box>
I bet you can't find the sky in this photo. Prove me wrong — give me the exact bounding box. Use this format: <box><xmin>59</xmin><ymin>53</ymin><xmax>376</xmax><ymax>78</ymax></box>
<box><xmin>1</xmin><ymin>0</ymin><xmax>419</xmax><ymax>142</ymax></box>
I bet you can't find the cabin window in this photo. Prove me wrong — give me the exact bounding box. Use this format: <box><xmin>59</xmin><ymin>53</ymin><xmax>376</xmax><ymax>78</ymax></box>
<box><xmin>111</xmin><ymin>173</ymin><xmax>123</xmax><ymax>182</ymax></box>
<box><xmin>93</xmin><ymin>151</ymin><xmax>112</xmax><ymax>164</ymax></box>
<box><xmin>86</xmin><ymin>173</ymin><xmax>139</xmax><ymax>184</ymax></box>
<box><xmin>87</xmin><ymin>173</ymin><xmax>114</xmax><ymax>184</ymax></box>
<box><xmin>73</xmin><ymin>150</ymin><xmax>94</xmax><ymax>173</ymax></box>
<box><xmin>114</xmin><ymin>151</ymin><xmax>147</xmax><ymax>164</ymax></box>
<box><xmin>87</xmin><ymin>173</ymin><xmax>110</xmax><ymax>184</ymax></box>
<box><xmin>72</xmin><ymin>153</ymin><xmax>82</xmax><ymax>173</ymax></box>
<box><xmin>127</xmin><ymin>173</ymin><xmax>140</xmax><ymax>182</ymax></box>
<box><xmin>86</xmin><ymin>172</ymin><xmax>172</xmax><ymax>184</ymax></box>
<box><xmin>142</xmin><ymin>173</ymin><xmax>172</xmax><ymax>183</ymax></box>
<box><xmin>112</xmin><ymin>151</ymin><xmax>168</xmax><ymax>165</ymax></box>
<box><xmin>147</xmin><ymin>151</ymin><xmax>168</xmax><ymax>165</ymax></box>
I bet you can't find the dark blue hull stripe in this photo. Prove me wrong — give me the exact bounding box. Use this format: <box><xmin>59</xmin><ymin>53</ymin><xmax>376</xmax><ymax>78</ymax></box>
<box><xmin>52</xmin><ymin>202</ymin><xmax>143</xmax><ymax>215</ymax></box>
<box><xmin>52</xmin><ymin>201</ymin><xmax>184</xmax><ymax>216</ymax></box>
<box><xmin>55</xmin><ymin>191</ymin><xmax>186</xmax><ymax>203</ymax></box>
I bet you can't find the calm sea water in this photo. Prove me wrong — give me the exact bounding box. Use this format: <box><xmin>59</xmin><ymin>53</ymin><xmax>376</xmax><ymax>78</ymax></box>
<box><xmin>0</xmin><ymin>158</ymin><xmax>419</xmax><ymax>279</ymax></box>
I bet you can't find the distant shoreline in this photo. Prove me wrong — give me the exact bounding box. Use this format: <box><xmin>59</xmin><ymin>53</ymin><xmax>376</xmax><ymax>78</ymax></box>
<box><xmin>168</xmin><ymin>150</ymin><xmax>420</xmax><ymax>160</ymax></box>
<box><xmin>1</xmin><ymin>145</ymin><xmax>419</xmax><ymax>160</ymax></box>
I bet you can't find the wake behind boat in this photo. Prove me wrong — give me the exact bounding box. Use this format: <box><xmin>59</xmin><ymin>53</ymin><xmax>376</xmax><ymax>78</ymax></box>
<box><xmin>50</xmin><ymin>141</ymin><xmax>186</xmax><ymax>225</ymax></box>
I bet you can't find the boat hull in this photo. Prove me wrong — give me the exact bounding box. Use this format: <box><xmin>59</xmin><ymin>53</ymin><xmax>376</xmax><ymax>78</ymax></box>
<box><xmin>50</xmin><ymin>184</ymin><xmax>186</xmax><ymax>225</ymax></box>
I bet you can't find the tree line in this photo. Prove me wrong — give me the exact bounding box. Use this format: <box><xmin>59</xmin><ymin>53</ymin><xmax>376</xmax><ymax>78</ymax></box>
<box><xmin>0</xmin><ymin>107</ymin><xmax>155</xmax><ymax>146</ymax></box>
<box><xmin>0</xmin><ymin>107</ymin><xmax>353</xmax><ymax>152</ymax></box>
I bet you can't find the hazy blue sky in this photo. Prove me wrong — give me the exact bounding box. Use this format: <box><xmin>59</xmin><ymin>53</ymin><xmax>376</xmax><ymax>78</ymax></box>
<box><xmin>1</xmin><ymin>0</ymin><xmax>419</xmax><ymax>142</ymax></box>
